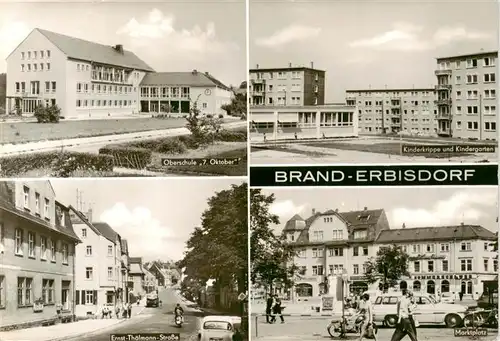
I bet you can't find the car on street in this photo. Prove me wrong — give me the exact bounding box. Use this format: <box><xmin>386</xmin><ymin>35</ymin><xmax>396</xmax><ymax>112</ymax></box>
<box><xmin>198</xmin><ymin>315</ymin><xmax>242</xmax><ymax>341</ymax></box>
<box><xmin>372</xmin><ymin>293</ymin><xmax>468</xmax><ymax>328</ymax></box>
<box><xmin>439</xmin><ymin>292</ymin><xmax>455</xmax><ymax>304</ymax></box>
<box><xmin>146</xmin><ymin>293</ymin><xmax>160</xmax><ymax>308</ymax></box>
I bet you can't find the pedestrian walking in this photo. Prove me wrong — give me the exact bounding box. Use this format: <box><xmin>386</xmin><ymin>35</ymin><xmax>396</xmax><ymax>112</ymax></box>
<box><xmin>358</xmin><ymin>293</ymin><xmax>377</xmax><ymax>341</ymax></box>
<box><xmin>265</xmin><ymin>294</ymin><xmax>273</xmax><ymax>324</ymax></box>
<box><xmin>115</xmin><ymin>303</ymin><xmax>121</xmax><ymax>319</ymax></box>
<box><xmin>408</xmin><ymin>292</ymin><xmax>419</xmax><ymax>338</ymax></box>
<box><xmin>127</xmin><ymin>302</ymin><xmax>132</xmax><ymax>319</ymax></box>
<box><xmin>390</xmin><ymin>289</ymin><xmax>418</xmax><ymax>341</ymax></box>
<box><xmin>459</xmin><ymin>291</ymin><xmax>463</xmax><ymax>301</ymax></box>
<box><xmin>270</xmin><ymin>294</ymin><xmax>284</xmax><ymax>324</ymax></box>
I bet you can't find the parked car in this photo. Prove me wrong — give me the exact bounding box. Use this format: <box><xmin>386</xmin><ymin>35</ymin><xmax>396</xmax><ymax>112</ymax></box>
<box><xmin>372</xmin><ymin>293</ymin><xmax>468</xmax><ymax>328</ymax></box>
<box><xmin>198</xmin><ymin>315</ymin><xmax>241</xmax><ymax>341</ymax></box>
<box><xmin>146</xmin><ymin>293</ymin><xmax>159</xmax><ymax>308</ymax></box>
<box><xmin>440</xmin><ymin>292</ymin><xmax>455</xmax><ymax>304</ymax></box>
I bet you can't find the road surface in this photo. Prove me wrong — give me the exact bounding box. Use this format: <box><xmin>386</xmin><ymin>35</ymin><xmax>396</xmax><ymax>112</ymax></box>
<box><xmin>73</xmin><ymin>288</ymin><xmax>202</xmax><ymax>341</ymax></box>
<box><xmin>251</xmin><ymin>315</ymin><xmax>498</xmax><ymax>341</ymax></box>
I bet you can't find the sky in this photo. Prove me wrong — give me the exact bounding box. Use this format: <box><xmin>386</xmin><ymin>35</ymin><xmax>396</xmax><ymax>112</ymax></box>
<box><xmin>50</xmin><ymin>178</ymin><xmax>246</xmax><ymax>262</ymax></box>
<box><xmin>250</xmin><ymin>0</ymin><xmax>499</xmax><ymax>102</ymax></box>
<box><xmin>0</xmin><ymin>0</ymin><xmax>246</xmax><ymax>86</ymax></box>
<box><xmin>264</xmin><ymin>186</ymin><xmax>498</xmax><ymax>234</ymax></box>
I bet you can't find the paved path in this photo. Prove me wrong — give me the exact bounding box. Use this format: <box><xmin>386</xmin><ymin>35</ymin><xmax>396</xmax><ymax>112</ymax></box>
<box><xmin>251</xmin><ymin>315</ymin><xmax>498</xmax><ymax>341</ymax></box>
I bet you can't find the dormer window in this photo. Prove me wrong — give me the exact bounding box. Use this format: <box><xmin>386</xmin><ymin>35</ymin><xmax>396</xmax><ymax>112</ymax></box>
<box><xmin>357</xmin><ymin>214</ymin><xmax>371</xmax><ymax>222</ymax></box>
<box><xmin>353</xmin><ymin>230</ymin><xmax>367</xmax><ymax>239</ymax></box>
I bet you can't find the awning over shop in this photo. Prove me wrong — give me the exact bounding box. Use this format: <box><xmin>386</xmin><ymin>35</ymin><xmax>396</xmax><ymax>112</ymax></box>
<box><xmin>278</xmin><ymin>113</ymin><xmax>299</xmax><ymax>122</ymax></box>
<box><xmin>251</xmin><ymin>114</ymin><xmax>275</xmax><ymax>123</ymax></box>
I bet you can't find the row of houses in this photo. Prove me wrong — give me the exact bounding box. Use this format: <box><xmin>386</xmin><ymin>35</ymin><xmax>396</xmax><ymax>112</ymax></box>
<box><xmin>249</xmin><ymin>50</ymin><xmax>498</xmax><ymax>141</ymax></box>
<box><xmin>4</xmin><ymin>28</ymin><xmax>233</xmax><ymax>119</ymax></box>
<box><xmin>275</xmin><ymin>207</ymin><xmax>498</xmax><ymax>301</ymax></box>
<box><xmin>0</xmin><ymin>180</ymin><xmax>177</xmax><ymax>330</ymax></box>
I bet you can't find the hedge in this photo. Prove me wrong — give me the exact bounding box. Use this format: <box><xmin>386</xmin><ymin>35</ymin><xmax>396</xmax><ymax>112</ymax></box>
<box><xmin>216</xmin><ymin>129</ymin><xmax>247</xmax><ymax>142</ymax></box>
<box><xmin>98</xmin><ymin>146</ymin><xmax>152</xmax><ymax>170</ymax></box>
<box><xmin>0</xmin><ymin>151</ymin><xmax>114</xmax><ymax>177</ymax></box>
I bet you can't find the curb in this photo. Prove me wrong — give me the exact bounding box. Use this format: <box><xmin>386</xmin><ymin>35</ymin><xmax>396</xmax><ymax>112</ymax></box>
<box><xmin>252</xmin><ymin>314</ymin><xmax>333</xmax><ymax>317</ymax></box>
<box><xmin>48</xmin><ymin>304</ymin><xmax>148</xmax><ymax>341</ymax></box>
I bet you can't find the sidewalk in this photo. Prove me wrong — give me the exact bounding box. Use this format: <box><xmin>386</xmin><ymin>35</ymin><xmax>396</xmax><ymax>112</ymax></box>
<box><xmin>0</xmin><ymin>298</ymin><xmax>147</xmax><ymax>341</ymax></box>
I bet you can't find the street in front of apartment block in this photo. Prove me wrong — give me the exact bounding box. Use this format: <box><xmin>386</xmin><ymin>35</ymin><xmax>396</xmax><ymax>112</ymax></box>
<box><xmin>0</xmin><ymin>179</ymin><xmax>248</xmax><ymax>340</ymax></box>
<box><xmin>0</xmin><ymin>3</ymin><xmax>247</xmax><ymax>177</ymax></box>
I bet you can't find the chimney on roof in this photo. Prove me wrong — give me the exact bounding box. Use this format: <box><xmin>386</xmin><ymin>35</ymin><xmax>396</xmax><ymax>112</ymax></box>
<box><xmin>364</xmin><ymin>207</ymin><xmax>368</xmax><ymax>211</ymax></box>
<box><xmin>312</xmin><ymin>208</ymin><xmax>316</xmax><ymax>215</ymax></box>
<box><xmin>402</xmin><ymin>223</ymin><xmax>406</xmax><ymax>229</ymax></box>
<box><xmin>310</xmin><ymin>61</ymin><xmax>314</xmax><ymax>69</ymax></box>
<box><xmin>192</xmin><ymin>69</ymin><xmax>198</xmax><ymax>75</ymax></box>
<box><xmin>335</xmin><ymin>208</ymin><xmax>339</xmax><ymax>213</ymax></box>
<box><xmin>205</xmin><ymin>71</ymin><xmax>209</xmax><ymax>75</ymax></box>
<box><xmin>289</xmin><ymin>62</ymin><xmax>292</xmax><ymax>67</ymax></box>
<box><xmin>87</xmin><ymin>208</ymin><xmax>92</xmax><ymax>223</ymax></box>
<box><xmin>114</xmin><ymin>44</ymin><xmax>124</xmax><ymax>54</ymax></box>
<box><xmin>461</xmin><ymin>222</ymin><xmax>464</xmax><ymax>226</ymax></box>
<box><xmin>256</xmin><ymin>64</ymin><xmax>259</xmax><ymax>69</ymax></box>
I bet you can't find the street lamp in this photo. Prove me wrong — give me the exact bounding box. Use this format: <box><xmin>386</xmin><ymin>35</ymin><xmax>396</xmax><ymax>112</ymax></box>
<box><xmin>340</xmin><ymin>269</ymin><xmax>348</xmax><ymax>338</ymax></box>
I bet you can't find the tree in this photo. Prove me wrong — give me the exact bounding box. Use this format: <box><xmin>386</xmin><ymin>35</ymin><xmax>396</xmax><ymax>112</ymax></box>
<box><xmin>178</xmin><ymin>183</ymin><xmax>248</xmax><ymax>308</ymax></box>
<box><xmin>250</xmin><ymin>189</ymin><xmax>298</xmax><ymax>293</ymax></box>
<box><xmin>185</xmin><ymin>98</ymin><xmax>223</xmax><ymax>146</ymax></box>
<box><xmin>364</xmin><ymin>244</ymin><xmax>410</xmax><ymax>292</ymax></box>
<box><xmin>34</xmin><ymin>104</ymin><xmax>61</xmax><ymax>123</ymax></box>
<box><xmin>221</xmin><ymin>90</ymin><xmax>247</xmax><ymax>118</ymax></box>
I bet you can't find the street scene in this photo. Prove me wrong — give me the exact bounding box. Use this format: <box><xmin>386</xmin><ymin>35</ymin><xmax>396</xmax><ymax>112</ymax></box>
<box><xmin>0</xmin><ymin>1</ymin><xmax>247</xmax><ymax>177</ymax></box>
<box><xmin>249</xmin><ymin>0</ymin><xmax>497</xmax><ymax>164</ymax></box>
<box><xmin>250</xmin><ymin>186</ymin><xmax>498</xmax><ymax>341</ymax></box>
<box><xmin>0</xmin><ymin>178</ymin><xmax>248</xmax><ymax>340</ymax></box>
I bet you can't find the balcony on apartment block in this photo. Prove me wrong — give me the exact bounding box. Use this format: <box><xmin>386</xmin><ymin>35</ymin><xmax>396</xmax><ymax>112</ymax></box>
<box><xmin>434</xmin><ymin>98</ymin><xmax>452</xmax><ymax>106</ymax></box>
<box><xmin>435</xmin><ymin>69</ymin><xmax>452</xmax><ymax>76</ymax></box>
<box><xmin>436</xmin><ymin>112</ymin><xmax>452</xmax><ymax>120</ymax></box>
<box><xmin>435</xmin><ymin>84</ymin><xmax>452</xmax><ymax>91</ymax></box>
<box><xmin>251</xmin><ymin>79</ymin><xmax>266</xmax><ymax>85</ymax></box>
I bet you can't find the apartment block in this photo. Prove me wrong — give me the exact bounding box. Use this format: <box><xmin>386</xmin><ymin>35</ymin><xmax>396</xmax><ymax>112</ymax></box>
<box><xmin>249</xmin><ymin>63</ymin><xmax>326</xmax><ymax>106</ymax></box>
<box><xmin>250</xmin><ymin>104</ymin><xmax>358</xmax><ymax>142</ymax></box>
<box><xmin>282</xmin><ymin>207</ymin><xmax>390</xmax><ymax>299</ymax></box>
<box><xmin>346</xmin><ymin>88</ymin><xmax>437</xmax><ymax>135</ymax></box>
<box><xmin>374</xmin><ymin>224</ymin><xmax>498</xmax><ymax>300</ymax></box>
<box><xmin>138</xmin><ymin>70</ymin><xmax>232</xmax><ymax>116</ymax></box>
<box><xmin>0</xmin><ymin>181</ymin><xmax>80</xmax><ymax>328</ymax></box>
<box><xmin>435</xmin><ymin>51</ymin><xmax>498</xmax><ymax>140</ymax></box>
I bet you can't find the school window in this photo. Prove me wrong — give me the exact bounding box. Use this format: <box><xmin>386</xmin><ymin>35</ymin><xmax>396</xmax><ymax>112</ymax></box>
<box><xmin>40</xmin><ymin>63</ymin><xmax>44</xmax><ymax>71</ymax></box>
<box><xmin>17</xmin><ymin>277</ymin><xmax>33</xmax><ymax>306</ymax></box>
<box><xmin>467</xmin><ymin>106</ymin><xmax>478</xmax><ymax>114</ymax></box>
<box><xmin>461</xmin><ymin>259</ymin><xmax>473</xmax><ymax>271</ymax></box>
<box><xmin>484</xmin><ymin>89</ymin><xmax>496</xmax><ymax>99</ymax></box>
<box><xmin>85</xmin><ymin>267</ymin><xmax>93</xmax><ymax>280</ymax></box>
<box><xmin>485</xmin><ymin>122</ymin><xmax>496</xmax><ymax>131</ymax></box>
<box><xmin>45</xmin><ymin>82</ymin><xmax>50</xmax><ymax>93</ymax></box>
<box><xmin>466</xmin><ymin>59</ymin><xmax>478</xmax><ymax>68</ymax></box>
<box><xmin>77</xmin><ymin>83</ymin><xmax>82</xmax><ymax>93</ymax></box>
<box><xmin>484</xmin><ymin>57</ymin><xmax>496</xmax><ymax>67</ymax></box>
<box><xmin>15</xmin><ymin>228</ymin><xmax>23</xmax><ymax>255</ymax></box>
<box><xmin>42</xmin><ymin>279</ymin><xmax>54</xmax><ymax>304</ymax></box>
<box><xmin>484</xmin><ymin>73</ymin><xmax>496</xmax><ymax>82</ymax></box>
<box><xmin>467</xmin><ymin>122</ymin><xmax>478</xmax><ymax>130</ymax></box>
<box><xmin>108</xmin><ymin>267</ymin><xmax>113</xmax><ymax>279</ymax></box>
<box><xmin>485</xmin><ymin>106</ymin><xmax>496</xmax><ymax>115</ymax></box>
<box><xmin>21</xmin><ymin>52</ymin><xmax>25</xmax><ymax>59</ymax></box>
<box><xmin>466</xmin><ymin>74</ymin><xmax>478</xmax><ymax>83</ymax></box>
<box><xmin>47</xmin><ymin>63</ymin><xmax>50</xmax><ymax>70</ymax></box>
<box><xmin>28</xmin><ymin>232</ymin><xmax>35</xmax><ymax>258</ymax></box>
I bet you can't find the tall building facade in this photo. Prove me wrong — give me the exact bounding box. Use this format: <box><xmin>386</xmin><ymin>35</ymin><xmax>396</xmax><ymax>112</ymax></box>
<box><xmin>0</xmin><ymin>181</ymin><xmax>80</xmax><ymax>328</ymax></box>
<box><xmin>435</xmin><ymin>51</ymin><xmax>497</xmax><ymax>140</ymax></box>
<box><xmin>69</xmin><ymin>209</ymin><xmax>126</xmax><ymax>316</ymax></box>
<box><xmin>282</xmin><ymin>207</ymin><xmax>390</xmax><ymax>299</ymax></box>
<box><xmin>375</xmin><ymin>224</ymin><xmax>498</xmax><ymax>300</ymax></box>
<box><xmin>345</xmin><ymin>88</ymin><xmax>437</xmax><ymax>135</ymax></box>
<box><xmin>249</xmin><ymin>63</ymin><xmax>326</xmax><ymax>106</ymax></box>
